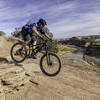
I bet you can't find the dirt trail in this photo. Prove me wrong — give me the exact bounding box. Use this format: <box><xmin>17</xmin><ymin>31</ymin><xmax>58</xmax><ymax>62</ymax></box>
<box><xmin>0</xmin><ymin>36</ymin><xmax>100</xmax><ymax>100</ymax></box>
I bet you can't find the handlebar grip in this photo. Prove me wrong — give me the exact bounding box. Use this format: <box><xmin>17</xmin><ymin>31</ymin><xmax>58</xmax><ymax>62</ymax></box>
<box><xmin>38</xmin><ymin>35</ymin><xmax>53</xmax><ymax>42</ymax></box>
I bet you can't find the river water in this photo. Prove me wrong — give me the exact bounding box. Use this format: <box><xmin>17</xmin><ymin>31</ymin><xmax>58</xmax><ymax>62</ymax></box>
<box><xmin>63</xmin><ymin>47</ymin><xmax>85</xmax><ymax>60</ymax></box>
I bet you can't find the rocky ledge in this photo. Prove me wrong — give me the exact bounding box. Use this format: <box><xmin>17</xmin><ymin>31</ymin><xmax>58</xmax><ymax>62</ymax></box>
<box><xmin>0</xmin><ymin>62</ymin><xmax>31</xmax><ymax>99</ymax></box>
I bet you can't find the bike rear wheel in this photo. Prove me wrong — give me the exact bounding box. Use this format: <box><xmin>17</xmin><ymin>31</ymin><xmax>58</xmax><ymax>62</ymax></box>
<box><xmin>40</xmin><ymin>52</ymin><xmax>61</xmax><ymax>76</ymax></box>
<box><xmin>10</xmin><ymin>42</ymin><xmax>27</xmax><ymax>63</ymax></box>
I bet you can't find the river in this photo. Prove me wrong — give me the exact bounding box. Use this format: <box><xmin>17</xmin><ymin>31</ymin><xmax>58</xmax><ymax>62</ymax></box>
<box><xmin>63</xmin><ymin>47</ymin><xmax>85</xmax><ymax>60</ymax></box>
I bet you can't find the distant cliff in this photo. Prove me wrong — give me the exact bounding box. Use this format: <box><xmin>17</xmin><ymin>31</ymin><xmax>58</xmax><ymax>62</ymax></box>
<box><xmin>59</xmin><ymin>35</ymin><xmax>100</xmax><ymax>47</ymax></box>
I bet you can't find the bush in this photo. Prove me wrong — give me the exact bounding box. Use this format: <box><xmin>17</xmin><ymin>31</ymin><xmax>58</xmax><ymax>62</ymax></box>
<box><xmin>48</xmin><ymin>40</ymin><xmax>58</xmax><ymax>53</ymax></box>
<box><xmin>11</xmin><ymin>28</ymin><xmax>22</xmax><ymax>39</ymax></box>
<box><xmin>0</xmin><ymin>31</ymin><xmax>5</xmax><ymax>36</ymax></box>
<box><xmin>6</xmin><ymin>36</ymin><xmax>17</xmax><ymax>42</ymax></box>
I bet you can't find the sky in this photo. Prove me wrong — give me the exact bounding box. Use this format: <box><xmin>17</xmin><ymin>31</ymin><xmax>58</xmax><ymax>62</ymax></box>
<box><xmin>0</xmin><ymin>0</ymin><xmax>100</xmax><ymax>39</ymax></box>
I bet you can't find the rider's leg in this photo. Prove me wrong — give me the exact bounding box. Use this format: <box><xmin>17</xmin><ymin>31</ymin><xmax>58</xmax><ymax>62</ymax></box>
<box><xmin>31</xmin><ymin>37</ymin><xmax>37</xmax><ymax>59</ymax></box>
<box><xmin>33</xmin><ymin>40</ymin><xmax>37</xmax><ymax>49</ymax></box>
<box><xmin>23</xmin><ymin>40</ymin><xmax>30</xmax><ymax>50</ymax></box>
<box><xmin>23</xmin><ymin>34</ymin><xmax>31</xmax><ymax>52</ymax></box>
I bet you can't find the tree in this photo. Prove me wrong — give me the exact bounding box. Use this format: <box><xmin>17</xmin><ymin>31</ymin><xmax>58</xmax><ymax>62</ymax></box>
<box><xmin>0</xmin><ymin>31</ymin><xmax>5</xmax><ymax>36</ymax></box>
<box><xmin>11</xmin><ymin>27</ymin><xmax>22</xmax><ymax>38</ymax></box>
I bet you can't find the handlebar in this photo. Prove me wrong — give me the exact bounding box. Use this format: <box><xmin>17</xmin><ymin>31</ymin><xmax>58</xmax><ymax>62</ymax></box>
<box><xmin>38</xmin><ymin>35</ymin><xmax>52</xmax><ymax>42</ymax></box>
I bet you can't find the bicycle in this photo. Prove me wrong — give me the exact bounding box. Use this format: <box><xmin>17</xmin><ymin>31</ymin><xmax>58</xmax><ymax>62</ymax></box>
<box><xmin>10</xmin><ymin>36</ymin><xmax>61</xmax><ymax>76</ymax></box>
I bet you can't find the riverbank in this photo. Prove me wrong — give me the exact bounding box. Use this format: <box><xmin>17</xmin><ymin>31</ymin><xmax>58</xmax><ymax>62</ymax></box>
<box><xmin>58</xmin><ymin>44</ymin><xmax>100</xmax><ymax>68</ymax></box>
<box><xmin>57</xmin><ymin>44</ymin><xmax>78</xmax><ymax>56</ymax></box>
<box><xmin>58</xmin><ymin>35</ymin><xmax>100</xmax><ymax>68</ymax></box>
<box><xmin>84</xmin><ymin>54</ymin><xmax>100</xmax><ymax>68</ymax></box>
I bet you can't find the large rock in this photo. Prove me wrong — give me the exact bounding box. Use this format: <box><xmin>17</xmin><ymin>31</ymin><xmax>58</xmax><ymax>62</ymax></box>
<box><xmin>84</xmin><ymin>54</ymin><xmax>100</xmax><ymax>68</ymax></box>
<box><xmin>0</xmin><ymin>64</ymin><xmax>30</xmax><ymax>93</ymax></box>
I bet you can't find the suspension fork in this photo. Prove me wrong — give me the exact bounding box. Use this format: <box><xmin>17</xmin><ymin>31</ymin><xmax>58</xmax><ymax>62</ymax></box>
<box><xmin>45</xmin><ymin>45</ymin><xmax>51</xmax><ymax>65</ymax></box>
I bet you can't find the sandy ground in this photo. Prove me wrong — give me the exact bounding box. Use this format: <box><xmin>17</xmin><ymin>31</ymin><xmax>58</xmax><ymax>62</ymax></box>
<box><xmin>0</xmin><ymin>36</ymin><xmax>100</xmax><ymax>100</ymax></box>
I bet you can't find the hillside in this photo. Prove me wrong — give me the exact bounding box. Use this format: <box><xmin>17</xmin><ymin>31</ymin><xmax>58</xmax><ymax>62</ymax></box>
<box><xmin>59</xmin><ymin>35</ymin><xmax>100</xmax><ymax>47</ymax></box>
<box><xmin>0</xmin><ymin>36</ymin><xmax>100</xmax><ymax>100</ymax></box>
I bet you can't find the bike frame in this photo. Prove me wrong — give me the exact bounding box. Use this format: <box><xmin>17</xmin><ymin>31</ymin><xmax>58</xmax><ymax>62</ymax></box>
<box><xmin>29</xmin><ymin>40</ymin><xmax>51</xmax><ymax>65</ymax></box>
<box><xmin>29</xmin><ymin>40</ymin><xmax>49</xmax><ymax>56</ymax></box>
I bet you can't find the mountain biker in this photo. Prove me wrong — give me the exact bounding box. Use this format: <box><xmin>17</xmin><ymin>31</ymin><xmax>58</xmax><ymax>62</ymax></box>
<box><xmin>21</xmin><ymin>18</ymin><xmax>53</xmax><ymax>58</ymax></box>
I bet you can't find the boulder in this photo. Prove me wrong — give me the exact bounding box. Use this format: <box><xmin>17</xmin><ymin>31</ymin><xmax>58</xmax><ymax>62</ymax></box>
<box><xmin>0</xmin><ymin>64</ymin><xmax>30</xmax><ymax>93</ymax></box>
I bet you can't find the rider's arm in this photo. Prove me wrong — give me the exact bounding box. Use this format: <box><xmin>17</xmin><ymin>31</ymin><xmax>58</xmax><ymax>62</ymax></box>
<box><xmin>32</xmin><ymin>27</ymin><xmax>40</xmax><ymax>36</ymax></box>
<box><xmin>44</xmin><ymin>33</ymin><xmax>50</xmax><ymax>39</ymax></box>
<box><xmin>43</xmin><ymin>27</ymin><xmax>53</xmax><ymax>39</ymax></box>
<box><xmin>32</xmin><ymin>27</ymin><xmax>44</xmax><ymax>40</ymax></box>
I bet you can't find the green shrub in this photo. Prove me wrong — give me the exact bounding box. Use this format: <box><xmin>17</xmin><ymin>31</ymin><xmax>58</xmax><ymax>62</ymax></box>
<box><xmin>11</xmin><ymin>28</ymin><xmax>22</xmax><ymax>39</ymax></box>
<box><xmin>0</xmin><ymin>31</ymin><xmax>5</xmax><ymax>36</ymax></box>
<box><xmin>48</xmin><ymin>40</ymin><xmax>58</xmax><ymax>53</ymax></box>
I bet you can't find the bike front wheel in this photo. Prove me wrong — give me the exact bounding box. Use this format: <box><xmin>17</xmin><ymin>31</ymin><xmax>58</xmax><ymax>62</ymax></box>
<box><xmin>10</xmin><ymin>42</ymin><xmax>27</xmax><ymax>63</ymax></box>
<box><xmin>40</xmin><ymin>53</ymin><xmax>61</xmax><ymax>76</ymax></box>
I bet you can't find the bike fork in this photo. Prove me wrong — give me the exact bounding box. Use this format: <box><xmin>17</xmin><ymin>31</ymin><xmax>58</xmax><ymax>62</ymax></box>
<box><xmin>46</xmin><ymin>52</ymin><xmax>50</xmax><ymax>64</ymax></box>
<box><xmin>45</xmin><ymin>45</ymin><xmax>52</xmax><ymax>66</ymax></box>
